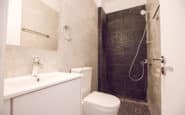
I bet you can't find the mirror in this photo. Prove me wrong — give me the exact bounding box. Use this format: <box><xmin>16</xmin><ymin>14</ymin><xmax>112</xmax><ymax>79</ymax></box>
<box><xmin>6</xmin><ymin>0</ymin><xmax>60</xmax><ymax>50</ymax></box>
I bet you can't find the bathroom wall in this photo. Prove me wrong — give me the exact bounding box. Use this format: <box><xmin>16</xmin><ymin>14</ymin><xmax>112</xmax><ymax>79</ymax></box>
<box><xmin>5</xmin><ymin>0</ymin><xmax>98</xmax><ymax>90</ymax></box>
<box><xmin>6</xmin><ymin>0</ymin><xmax>59</xmax><ymax>49</ymax></box>
<box><xmin>94</xmin><ymin>0</ymin><xmax>103</xmax><ymax>7</ymax></box>
<box><xmin>0</xmin><ymin>0</ymin><xmax>9</xmax><ymax>114</ymax></box>
<box><xmin>102</xmin><ymin>0</ymin><xmax>146</xmax><ymax>13</ymax></box>
<box><xmin>40</xmin><ymin>0</ymin><xmax>60</xmax><ymax>12</ymax></box>
<box><xmin>21</xmin><ymin>0</ymin><xmax>58</xmax><ymax>50</ymax></box>
<box><xmin>146</xmin><ymin>0</ymin><xmax>161</xmax><ymax>114</ymax></box>
<box><xmin>59</xmin><ymin>0</ymin><xmax>98</xmax><ymax>90</ymax></box>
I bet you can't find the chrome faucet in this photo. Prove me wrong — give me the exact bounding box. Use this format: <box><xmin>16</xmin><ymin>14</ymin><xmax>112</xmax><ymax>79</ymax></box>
<box><xmin>32</xmin><ymin>56</ymin><xmax>42</xmax><ymax>82</ymax></box>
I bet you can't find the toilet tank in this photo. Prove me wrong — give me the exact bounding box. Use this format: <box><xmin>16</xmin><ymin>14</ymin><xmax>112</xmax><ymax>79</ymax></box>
<box><xmin>71</xmin><ymin>67</ymin><xmax>92</xmax><ymax>98</ymax></box>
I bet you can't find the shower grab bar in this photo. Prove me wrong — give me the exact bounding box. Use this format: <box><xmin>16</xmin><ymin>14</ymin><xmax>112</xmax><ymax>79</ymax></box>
<box><xmin>152</xmin><ymin>5</ymin><xmax>160</xmax><ymax>19</ymax></box>
<box><xmin>22</xmin><ymin>28</ymin><xmax>50</xmax><ymax>38</ymax></box>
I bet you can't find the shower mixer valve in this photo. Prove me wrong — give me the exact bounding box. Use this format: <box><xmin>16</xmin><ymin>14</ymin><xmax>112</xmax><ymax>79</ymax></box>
<box><xmin>150</xmin><ymin>56</ymin><xmax>173</xmax><ymax>76</ymax></box>
<box><xmin>140</xmin><ymin>59</ymin><xmax>148</xmax><ymax>65</ymax></box>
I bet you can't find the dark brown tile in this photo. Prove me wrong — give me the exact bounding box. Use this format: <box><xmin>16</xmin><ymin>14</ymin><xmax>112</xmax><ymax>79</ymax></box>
<box><xmin>98</xmin><ymin>5</ymin><xmax>147</xmax><ymax>101</ymax></box>
<box><xmin>119</xmin><ymin>98</ymin><xmax>150</xmax><ymax>115</ymax></box>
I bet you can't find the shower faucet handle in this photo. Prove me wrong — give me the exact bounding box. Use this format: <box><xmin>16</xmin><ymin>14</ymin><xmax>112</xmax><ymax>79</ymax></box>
<box><xmin>160</xmin><ymin>56</ymin><xmax>174</xmax><ymax>76</ymax></box>
<box><xmin>140</xmin><ymin>59</ymin><xmax>148</xmax><ymax>65</ymax></box>
<box><xmin>161</xmin><ymin>56</ymin><xmax>166</xmax><ymax>64</ymax></box>
<box><xmin>151</xmin><ymin>56</ymin><xmax>166</xmax><ymax>64</ymax></box>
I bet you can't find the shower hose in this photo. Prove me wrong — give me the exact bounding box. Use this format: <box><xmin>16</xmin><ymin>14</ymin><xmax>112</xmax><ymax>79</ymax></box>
<box><xmin>128</xmin><ymin>27</ymin><xmax>147</xmax><ymax>82</ymax></box>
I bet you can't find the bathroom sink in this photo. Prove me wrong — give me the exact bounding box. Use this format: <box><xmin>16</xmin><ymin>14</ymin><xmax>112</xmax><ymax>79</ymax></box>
<box><xmin>4</xmin><ymin>72</ymin><xmax>82</xmax><ymax>99</ymax></box>
<box><xmin>38</xmin><ymin>72</ymin><xmax>73</xmax><ymax>83</ymax></box>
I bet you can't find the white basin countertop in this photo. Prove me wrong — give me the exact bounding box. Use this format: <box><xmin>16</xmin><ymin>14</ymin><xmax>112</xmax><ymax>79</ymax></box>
<box><xmin>4</xmin><ymin>72</ymin><xmax>82</xmax><ymax>100</ymax></box>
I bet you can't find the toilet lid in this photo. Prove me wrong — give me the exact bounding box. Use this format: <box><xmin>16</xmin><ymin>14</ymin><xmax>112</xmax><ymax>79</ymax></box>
<box><xmin>83</xmin><ymin>91</ymin><xmax>120</xmax><ymax>109</ymax></box>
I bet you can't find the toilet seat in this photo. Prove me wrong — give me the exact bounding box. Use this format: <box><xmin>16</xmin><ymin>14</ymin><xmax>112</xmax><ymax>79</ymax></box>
<box><xmin>83</xmin><ymin>91</ymin><xmax>120</xmax><ymax>110</ymax></box>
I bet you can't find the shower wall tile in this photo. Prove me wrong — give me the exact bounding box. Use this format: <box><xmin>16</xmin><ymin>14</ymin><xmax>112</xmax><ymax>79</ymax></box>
<box><xmin>101</xmin><ymin>5</ymin><xmax>147</xmax><ymax>100</ymax></box>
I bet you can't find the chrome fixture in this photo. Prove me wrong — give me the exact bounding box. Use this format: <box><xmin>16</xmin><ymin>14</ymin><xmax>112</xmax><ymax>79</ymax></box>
<box><xmin>22</xmin><ymin>27</ymin><xmax>50</xmax><ymax>39</ymax></box>
<box><xmin>32</xmin><ymin>56</ymin><xmax>42</xmax><ymax>82</ymax></box>
<box><xmin>140</xmin><ymin>9</ymin><xmax>146</xmax><ymax>16</ymax></box>
<box><xmin>152</xmin><ymin>5</ymin><xmax>160</xmax><ymax>20</ymax></box>
<box><xmin>63</xmin><ymin>25</ymin><xmax>72</xmax><ymax>41</ymax></box>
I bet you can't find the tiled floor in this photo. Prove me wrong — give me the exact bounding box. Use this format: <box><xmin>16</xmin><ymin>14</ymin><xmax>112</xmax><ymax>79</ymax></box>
<box><xmin>118</xmin><ymin>98</ymin><xmax>150</xmax><ymax>115</ymax></box>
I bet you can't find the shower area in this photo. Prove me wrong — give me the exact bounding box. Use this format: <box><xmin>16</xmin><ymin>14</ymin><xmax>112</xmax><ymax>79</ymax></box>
<box><xmin>98</xmin><ymin>5</ymin><xmax>147</xmax><ymax>100</ymax></box>
<box><xmin>98</xmin><ymin>5</ymin><xmax>150</xmax><ymax>114</ymax></box>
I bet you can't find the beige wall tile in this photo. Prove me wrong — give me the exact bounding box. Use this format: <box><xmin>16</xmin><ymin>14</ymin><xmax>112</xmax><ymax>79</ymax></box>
<box><xmin>146</xmin><ymin>0</ymin><xmax>161</xmax><ymax>114</ymax></box>
<box><xmin>21</xmin><ymin>0</ymin><xmax>58</xmax><ymax>50</ymax></box>
<box><xmin>6</xmin><ymin>0</ymin><xmax>98</xmax><ymax>90</ymax></box>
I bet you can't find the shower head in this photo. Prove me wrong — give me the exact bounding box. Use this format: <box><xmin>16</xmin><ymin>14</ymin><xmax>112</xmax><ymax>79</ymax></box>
<box><xmin>140</xmin><ymin>9</ymin><xmax>146</xmax><ymax>16</ymax></box>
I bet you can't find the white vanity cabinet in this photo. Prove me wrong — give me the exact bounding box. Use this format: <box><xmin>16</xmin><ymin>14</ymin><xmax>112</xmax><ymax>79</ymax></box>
<box><xmin>4</xmin><ymin>100</ymin><xmax>11</xmax><ymax>115</ymax></box>
<box><xmin>5</xmin><ymin>78</ymin><xmax>81</xmax><ymax>115</ymax></box>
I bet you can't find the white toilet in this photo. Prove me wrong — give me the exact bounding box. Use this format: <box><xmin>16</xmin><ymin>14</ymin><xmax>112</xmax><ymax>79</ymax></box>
<box><xmin>71</xmin><ymin>67</ymin><xmax>120</xmax><ymax>115</ymax></box>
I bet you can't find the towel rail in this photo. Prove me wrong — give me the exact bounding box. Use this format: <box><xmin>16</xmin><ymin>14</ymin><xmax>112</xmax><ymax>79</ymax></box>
<box><xmin>22</xmin><ymin>28</ymin><xmax>50</xmax><ymax>38</ymax></box>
